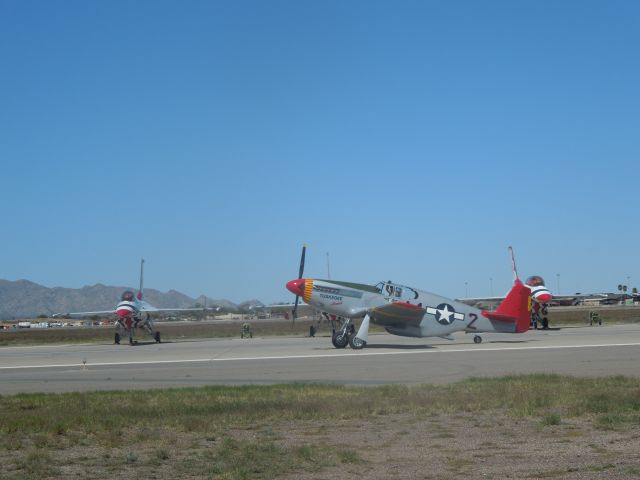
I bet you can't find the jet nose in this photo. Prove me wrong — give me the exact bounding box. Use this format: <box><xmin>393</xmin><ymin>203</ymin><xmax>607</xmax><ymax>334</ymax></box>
<box><xmin>286</xmin><ymin>279</ymin><xmax>306</xmax><ymax>297</ymax></box>
<box><xmin>116</xmin><ymin>308</ymin><xmax>131</xmax><ymax>318</ymax></box>
<box><xmin>534</xmin><ymin>292</ymin><xmax>553</xmax><ymax>303</ymax></box>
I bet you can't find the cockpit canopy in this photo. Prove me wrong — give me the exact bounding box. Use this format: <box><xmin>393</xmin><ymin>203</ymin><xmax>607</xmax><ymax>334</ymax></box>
<box><xmin>375</xmin><ymin>281</ymin><xmax>419</xmax><ymax>301</ymax></box>
<box><xmin>121</xmin><ymin>290</ymin><xmax>135</xmax><ymax>302</ymax></box>
<box><xmin>525</xmin><ymin>276</ymin><xmax>545</xmax><ymax>287</ymax></box>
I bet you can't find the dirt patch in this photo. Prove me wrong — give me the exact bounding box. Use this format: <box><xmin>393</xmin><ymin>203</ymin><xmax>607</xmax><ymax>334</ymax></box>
<box><xmin>276</xmin><ymin>412</ymin><xmax>640</xmax><ymax>479</ymax></box>
<box><xmin>3</xmin><ymin>411</ymin><xmax>640</xmax><ymax>479</ymax></box>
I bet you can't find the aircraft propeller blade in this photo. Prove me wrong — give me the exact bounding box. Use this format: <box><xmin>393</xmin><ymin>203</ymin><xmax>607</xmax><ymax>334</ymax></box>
<box><xmin>292</xmin><ymin>296</ymin><xmax>300</xmax><ymax>323</ymax></box>
<box><xmin>298</xmin><ymin>243</ymin><xmax>306</xmax><ymax>279</ymax></box>
<box><xmin>292</xmin><ymin>244</ymin><xmax>306</xmax><ymax>323</ymax></box>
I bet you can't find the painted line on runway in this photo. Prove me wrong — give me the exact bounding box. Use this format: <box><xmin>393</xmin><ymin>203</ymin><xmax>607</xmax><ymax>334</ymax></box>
<box><xmin>1</xmin><ymin>341</ymin><xmax>640</xmax><ymax>370</ymax></box>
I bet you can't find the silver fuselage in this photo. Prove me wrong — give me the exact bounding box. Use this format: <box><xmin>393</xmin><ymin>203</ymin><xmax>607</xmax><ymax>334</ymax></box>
<box><xmin>301</xmin><ymin>279</ymin><xmax>519</xmax><ymax>338</ymax></box>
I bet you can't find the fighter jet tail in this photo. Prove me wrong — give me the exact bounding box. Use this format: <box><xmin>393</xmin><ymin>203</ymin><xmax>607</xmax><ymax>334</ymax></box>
<box><xmin>482</xmin><ymin>280</ymin><xmax>531</xmax><ymax>333</ymax></box>
<box><xmin>137</xmin><ymin>258</ymin><xmax>145</xmax><ymax>300</ymax></box>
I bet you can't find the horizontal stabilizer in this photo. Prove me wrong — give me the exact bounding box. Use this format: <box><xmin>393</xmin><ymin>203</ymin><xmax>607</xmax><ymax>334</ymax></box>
<box><xmin>482</xmin><ymin>312</ymin><xmax>518</xmax><ymax>323</ymax></box>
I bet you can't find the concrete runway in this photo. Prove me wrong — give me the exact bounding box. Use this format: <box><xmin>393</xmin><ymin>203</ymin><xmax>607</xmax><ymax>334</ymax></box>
<box><xmin>1</xmin><ymin>324</ymin><xmax>640</xmax><ymax>394</ymax></box>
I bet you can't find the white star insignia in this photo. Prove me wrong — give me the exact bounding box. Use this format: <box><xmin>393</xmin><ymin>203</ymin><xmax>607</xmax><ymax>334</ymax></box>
<box><xmin>437</xmin><ymin>304</ymin><xmax>453</xmax><ymax>324</ymax></box>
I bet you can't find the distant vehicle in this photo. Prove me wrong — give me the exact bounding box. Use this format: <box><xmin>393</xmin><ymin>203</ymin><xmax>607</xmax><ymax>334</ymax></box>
<box><xmin>286</xmin><ymin>246</ymin><xmax>533</xmax><ymax>349</ymax></box>
<box><xmin>53</xmin><ymin>259</ymin><xmax>202</xmax><ymax>345</ymax></box>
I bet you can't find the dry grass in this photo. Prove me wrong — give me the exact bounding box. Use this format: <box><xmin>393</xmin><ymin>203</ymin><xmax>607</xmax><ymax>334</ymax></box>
<box><xmin>549</xmin><ymin>305</ymin><xmax>640</xmax><ymax>326</ymax></box>
<box><xmin>1</xmin><ymin>375</ymin><xmax>640</xmax><ymax>479</ymax></box>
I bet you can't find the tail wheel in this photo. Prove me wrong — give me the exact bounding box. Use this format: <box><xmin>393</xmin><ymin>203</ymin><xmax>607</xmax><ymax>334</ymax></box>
<box><xmin>473</xmin><ymin>335</ymin><xmax>482</xmax><ymax>344</ymax></box>
<box><xmin>331</xmin><ymin>331</ymin><xmax>348</xmax><ymax>349</ymax></box>
<box><xmin>129</xmin><ymin>336</ymin><xmax>134</xmax><ymax>346</ymax></box>
<box><xmin>541</xmin><ymin>318</ymin><xmax>549</xmax><ymax>330</ymax></box>
<box><xmin>154</xmin><ymin>331</ymin><xmax>161</xmax><ymax>343</ymax></box>
<box><xmin>114</xmin><ymin>333</ymin><xmax>120</xmax><ymax>345</ymax></box>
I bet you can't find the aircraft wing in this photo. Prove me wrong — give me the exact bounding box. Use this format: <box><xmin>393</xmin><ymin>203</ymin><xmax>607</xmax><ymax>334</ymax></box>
<box><xmin>459</xmin><ymin>294</ymin><xmax>583</xmax><ymax>307</ymax></box>
<box><xmin>138</xmin><ymin>306</ymin><xmax>202</xmax><ymax>312</ymax></box>
<box><xmin>137</xmin><ymin>305</ymin><xmax>204</xmax><ymax>313</ymax></box>
<box><xmin>227</xmin><ymin>302</ymin><xmax>316</xmax><ymax>320</ymax></box>
<box><xmin>456</xmin><ymin>296</ymin><xmax>504</xmax><ymax>308</ymax></box>
<box><xmin>53</xmin><ymin>306</ymin><xmax>204</xmax><ymax>317</ymax></box>
<box><xmin>265</xmin><ymin>303</ymin><xmax>315</xmax><ymax>317</ymax></box>
<box><xmin>370</xmin><ymin>301</ymin><xmax>426</xmax><ymax>327</ymax></box>
<box><xmin>51</xmin><ymin>310</ymin><xmax>116</xmax><ymax>318</ymax></box>
<box><xmin>265</xmin><ymin>303</ymin><xmax>312</xmax><ymax>310</ymax></box>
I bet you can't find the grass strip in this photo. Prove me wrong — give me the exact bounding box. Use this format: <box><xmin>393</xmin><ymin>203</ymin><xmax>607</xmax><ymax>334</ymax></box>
<box><xmin>2</xmin><ymin>374</ymin><xmax>640</xmax><ymax>437</ymax></box>
<box><xmin>2</xmin><ymin>375</ymin><xmax>640</xmax><ymax>479</ymax></box>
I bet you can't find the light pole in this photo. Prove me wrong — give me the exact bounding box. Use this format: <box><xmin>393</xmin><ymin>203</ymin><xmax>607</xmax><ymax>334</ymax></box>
<box><xmin>326</xmin><ymin>252</ymin><xmax>331</xmax><ymax>280</ymax></box>
<box><xmin>465</xmin><ymin>282</ymin><xmax>469</xmax><ymax>297</ymax></box>
<box><xmin>556</xmin><ymin>273</ymin><xmax>560</xmax><ymax>295</ymax></box>
<box><xmin>489</xmin><ymin>277</ymin><xmax>493</xmax><ymax>296</ymax></box>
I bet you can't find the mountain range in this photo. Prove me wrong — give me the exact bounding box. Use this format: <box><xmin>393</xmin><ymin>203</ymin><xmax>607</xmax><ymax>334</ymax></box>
<box><xmin>0</xmin><ymin>279</ymin><xmax>261</xmax><ymax>319</ymax></box>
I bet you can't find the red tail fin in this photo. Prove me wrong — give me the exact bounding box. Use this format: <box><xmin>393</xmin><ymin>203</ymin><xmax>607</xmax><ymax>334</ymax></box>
<box><xmin>482</xmin><ymin>280</ymin><xmax>531</xmax><ymax>333</ymax></box>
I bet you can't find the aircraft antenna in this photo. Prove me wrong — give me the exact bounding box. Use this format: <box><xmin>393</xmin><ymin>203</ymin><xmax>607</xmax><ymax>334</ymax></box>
<box><xmin>138</xmin><ymin>258</ymin><xmax>145</xmax><ymax>300</ymax></box>
<box><xmin>508</xmin><ymin>246</ymin><xmax>519</xmax><ymax>282</ymax></box>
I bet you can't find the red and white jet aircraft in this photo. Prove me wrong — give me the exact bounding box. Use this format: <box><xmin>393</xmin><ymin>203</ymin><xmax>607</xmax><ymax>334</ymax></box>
<box><xmin>54</xmin><ymin>259</ymin><xmax>202</xmax><ymax>345</ymax></box>
<box><xmin>458</xmin><ymin>249</ymin><xmax>554</xmax><ymax>329</ymax></box>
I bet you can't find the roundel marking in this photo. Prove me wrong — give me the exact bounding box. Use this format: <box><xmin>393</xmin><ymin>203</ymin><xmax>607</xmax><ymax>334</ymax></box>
<box><xmin>426</xmin><ymin>303</ymin><xmax>465</xmax><ymax>325</ymax></box>
<box><xmin>434</xmin><ymin>303</ymin><xmax>455</xmax><ymax>325</ymax></box>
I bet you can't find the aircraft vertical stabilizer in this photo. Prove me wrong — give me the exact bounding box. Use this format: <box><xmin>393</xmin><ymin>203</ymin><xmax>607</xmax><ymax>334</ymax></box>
<box><xmin>482</xmin><ymin>280</ymin><xmax>531</xmax><ymax>333</ymax></box>
<box><xmin>137</xmin><ymin>258</ymin><xmax>145</xmax><ymax>300</ymax></box>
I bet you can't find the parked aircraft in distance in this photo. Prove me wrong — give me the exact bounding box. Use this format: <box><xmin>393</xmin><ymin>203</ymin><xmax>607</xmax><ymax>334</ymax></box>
<box><xmin>53</xmin><ymin>259</ymin><xmax>202</xmax><ymax>345</ymax></box>
<box><xmin>286</xmin><ymin>246</ymin><xmax>532</xmax><ymax>349</ymax></box>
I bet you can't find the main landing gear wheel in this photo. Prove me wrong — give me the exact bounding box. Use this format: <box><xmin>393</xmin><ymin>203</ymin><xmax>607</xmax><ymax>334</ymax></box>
<box><xmin>114</xmin><ymin>333</ymin><xmax>120</xmax><ymax>345</ymax></box>
<box><xmin>349</xmin><ymin>335</ymin><xmax>366</xmax><ymax>350</ymax></box>
<box><xmin>541</xmin><ymin>318</ymin><xmax>549</xmax><ymax>330</ymax></box>
<box><xmin>154</xmin><ymin>331</ymin><xmax>161</xmax><ymax>343</ymax></box>
<box><xmin>129</xmin><ymin>336</ymin><xmax>134</xmax><ymax>346</ymax></box>
<box><xmin>331</xmin><ymin>331</ymin><xmax>349</xmax><ymax>349</ymax></box>
<box><xmin>473</xmin><ymin>335</ymin><xmax>482</xmax><ymax>344</ymax></box>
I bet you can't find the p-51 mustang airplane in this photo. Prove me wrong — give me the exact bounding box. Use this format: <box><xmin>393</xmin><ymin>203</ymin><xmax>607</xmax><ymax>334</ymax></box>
<box><xmin>286</xmin><ymin>246</ymin><xmax>533</xmax><ymax>349</ymax></box>
<box><xmin>54</xmin><ymin>259</ymin><xmax>202</xmax><ymax>345</ymax></box>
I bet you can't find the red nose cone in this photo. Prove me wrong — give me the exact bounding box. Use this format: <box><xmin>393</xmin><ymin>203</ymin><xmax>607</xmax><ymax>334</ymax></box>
<box><xmin>286</xmin><ymin>279</ymin><xmax>305</xmax><ymax>297</ymax></box>
<box><xmin>535</xmin><ymin>293</ymin><xmax>553</xmax><ymax>303</ymax></box>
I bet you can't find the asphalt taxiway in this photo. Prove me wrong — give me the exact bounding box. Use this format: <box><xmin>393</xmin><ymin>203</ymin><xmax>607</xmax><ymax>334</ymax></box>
<box><xmin>1</xmin><ymin>324</ymin><xmax>639</xmax><ymax>394</ymax></box>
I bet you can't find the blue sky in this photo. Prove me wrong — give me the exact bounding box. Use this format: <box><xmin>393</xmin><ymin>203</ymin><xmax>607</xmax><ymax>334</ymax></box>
<box><xmin>1</xmin><ymin>0</ymin><xmax>639</xmax><ymax>303</ymax></box>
